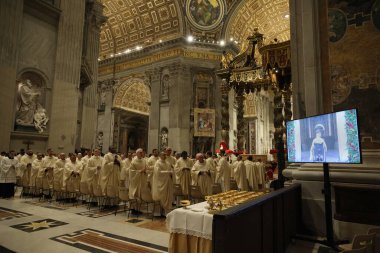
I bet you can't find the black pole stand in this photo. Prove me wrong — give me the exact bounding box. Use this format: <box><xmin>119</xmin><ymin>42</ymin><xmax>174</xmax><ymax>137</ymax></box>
<box><xmin>295</xmin><ymin>163</ymin><xmax>348</xmax><ymax>252</ymax></box>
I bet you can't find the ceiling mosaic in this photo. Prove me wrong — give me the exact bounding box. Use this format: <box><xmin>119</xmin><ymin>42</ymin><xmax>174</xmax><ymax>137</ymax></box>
<box><xmin>226</xmin><ymin>0</ymin><xmax>290</xmax><ymax>51</ymax></box>
<box><xmin>99</xmin><ymin>0</ymin><xmax>183</xmax><ymax>56</ymax></box>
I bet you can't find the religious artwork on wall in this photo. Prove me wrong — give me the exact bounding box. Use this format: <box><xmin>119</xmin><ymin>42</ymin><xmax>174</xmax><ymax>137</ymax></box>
<box><xmin>96</xmin><ymin>131</ymin><xmax>103</xmax><ymax>150</ymax></box>
<box><xmin>328</xmin><ymin>8</ymin><xmax>347</xmax><ymax>43</ymax></box>
<box><xmin>194</xmin><ymin>108</ymin><xmax>215</xmax><ymax>137</ymax></box>
<box><xmin>372</xmin><ymin>0</ymin><xmax>380</xmax><ymax>30</ymax></box>
<box><xmin>196</xmin><ymin>87</ymin><xmax>208</xmax><ymax>107</ymax></box>
<box><xmin>186</xmin><ymin>0</ymin><xmax>225</xmax><ymax>30</ymax></box>
<box><xmin>328</xmin><ymin>0</ymin><xmax>380</xmax><ymax>147</ymax></box>
<box><xmin>160</xmin><ymin>127</ymin><xmax>168</xmax><ymax>151</ymax></box>
<box><xmin>161</xmin><ymin>74</ymin><xmax>170</xmax><ymax>100</ymax></box>
<box><xmin>98</xmin><ymin>90</ymin><xmax>106</xmax><ymax>112</ymax></box>
<box><xmin>15</xmin><ymin>77</ymin><xmax>49</xmax><ymax>133</ymax></box>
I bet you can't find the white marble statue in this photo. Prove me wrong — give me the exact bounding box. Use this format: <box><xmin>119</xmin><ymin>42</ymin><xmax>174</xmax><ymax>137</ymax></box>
<box><xmin>96</xmin><ymin>132</ymin><xmax>104</xmax><ymax>150</ymax></box>
<box><xmin>33</xmin><ymin>107</ymin><xmax>49</xmax><ymax>133</ymax></box>
<box><xmin>161</xmin><ymin>75</ymin><xmax>169</xmax><ymax>98</ymax></box>
<box><xmin>15</xmin><ymin>79</ymin><xmax>41</xmax><ymax>126</ymax></box>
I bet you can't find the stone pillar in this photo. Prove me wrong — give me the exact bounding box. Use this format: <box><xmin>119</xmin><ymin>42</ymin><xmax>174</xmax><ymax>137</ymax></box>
<box><xmin>147</xmin><ymin>67</ymin><xmax>160</xmax><ymax>152</ymax></box>
<box><xmin>49</xmin><ymin>0</ymin><xmax>86</xmax><ymax>153</ymax></box>
<box><xmin>236</xmin><ymin>91</ymin><xmax>246</xmax><ymax>151</ymax></box>
<box><xmin>220</xmin><ymin>78</ymin><xmax>230</xmax><ymax>146</ymax></box>
<box><xmin>0</xmin><ymin>0</ymin><xmax>23</xmax><ymax>151</ymax></box>
<box><xmin>80</xmin><ymin>0</ymin><xmax>106</xmax><ymax>149</ymax></box>
<box><xmin>289</xmin><ymin>0</ymin><xmax>324</xmax><ymax>118</ymax></box>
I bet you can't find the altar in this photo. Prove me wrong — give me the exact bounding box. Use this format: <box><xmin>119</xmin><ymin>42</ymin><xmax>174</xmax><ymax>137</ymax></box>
<box><xmin>166</xmin><ymin>202</ymin><xmax>213</xmax><ymax>253</ymax></box>
<box><xmin>166</xmin><ymin>184</ymin><xmax>301</xmax><ymax>253</ymax></box>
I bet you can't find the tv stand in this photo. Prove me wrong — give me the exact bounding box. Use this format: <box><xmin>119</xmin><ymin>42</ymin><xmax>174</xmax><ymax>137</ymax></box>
<box><xmin>295</xmin><ymin>163</ymin><xmax>348</xmax><ymax>251</ymax></box>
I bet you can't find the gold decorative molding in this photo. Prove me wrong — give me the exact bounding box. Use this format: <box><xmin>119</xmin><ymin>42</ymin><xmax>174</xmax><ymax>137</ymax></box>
<box><xmin>226</xmin><ymin>0</ymin><xmax>290</xmax><ymax>51</ymax></box>
<box><xmin>99</xmin><ymin>48</ymin><xmax>221</xmax><ymax>75</ymax></box>
<box><xmin>99</xmin><ymin>0</ymin><xmax>183</xmax><ymax>56</ymax></box>
<box><xmin>113</xmin><ymin>78</ymin><xmax>151</xmax><ymax>116</ymax></box>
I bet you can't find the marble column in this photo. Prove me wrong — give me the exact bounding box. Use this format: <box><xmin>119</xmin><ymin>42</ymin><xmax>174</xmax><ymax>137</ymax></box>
<box><xmin>220</xmin><ymin>78</ymin><xmax>230</xmax><ymax>146</ymax></box>
<box><xmin>289</xmin><ymin>0</ymin><xmax>324</xmax><ymax>118</ymax></box>
<box><xmin>236</xmin><ymin>91</ymin><xmax>246</xmax><ymax>151</ymax></box>
<box><xmin>49</xmin><ymin>0</ymin><xmax>86</xmax><ymax>153</ymax></box>
<box><xmin>146</xmin><ymin>67</ymin><xmax>160</xmax><ymax>152</ymax></box>
<box><xmin>0</xmin><ymin>0</ymin><xmax>23</xmax><ymax>151</ymax></box>
<box><xmin>80</xmin><ymin>0</ymin><xmax>106</xmax><ymax>149</ymax></box>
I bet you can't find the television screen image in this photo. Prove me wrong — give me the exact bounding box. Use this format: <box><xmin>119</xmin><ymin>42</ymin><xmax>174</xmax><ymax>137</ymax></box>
<box><xmin>286</xmin><ymin>109</ymin><xmax>361</xmax><ymax>164</ymax></box>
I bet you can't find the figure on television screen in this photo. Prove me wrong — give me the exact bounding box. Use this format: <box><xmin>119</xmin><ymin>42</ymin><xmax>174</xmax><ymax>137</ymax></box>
<box><xmin>310</xmin><ymin>124</ymin><xmax>327</xmax><ymax>162</ymax></box>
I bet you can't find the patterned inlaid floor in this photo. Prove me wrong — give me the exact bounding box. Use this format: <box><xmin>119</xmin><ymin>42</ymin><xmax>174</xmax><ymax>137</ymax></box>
<box><xmin>51</xmin><ymin>229</ymin><xmax>168</xmax><ymax>253</ymax></box>
<box><xmin>0</xmin><ymin>207</ymin><xmax>31</xmax><ymax>221</ymax></box>
<box><xmin>11</xmin><ymin>218</ymin><xmax>68</xmax><ymax>233</ymax></box>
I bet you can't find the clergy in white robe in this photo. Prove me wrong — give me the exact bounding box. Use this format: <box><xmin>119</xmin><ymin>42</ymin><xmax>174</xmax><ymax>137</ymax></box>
<box><xmin>244</xmin><ymin>156</ymin><xmax>258</xmax><ymax>191</ymax></box>
<box><xmin>165</xmin><ymin>147</ymin><xmax>176</xmax><ymax>184</ymax></box>
<box><xmin>234</xmin><ymin>155</ymin><xmax>248</xmax><ymax>191</ymax></box>
<box><xmin>215</xmin><ymin>150</ymin><xmax>231</xmax><ymax>192</ymax></box>
<box><xmin>152</xmin><ymin>152</ymin><xmax>173</xmax><ymax>213</ymax></box>
<box><xmin>54</xmin><ymin>153</ymin><xmax>66</xmax><ymax>191</ymax></box>
<box><xmin>79</xmin><ymin>150</ymin><xmax>93</xmax><ymax>194</ymax></box>
<box><xmin>255</xmin><ymin>159</ymin><xmax>267</xmax><ymax>189</ymax></box>
<box><xmin>0</xmin><ymin>151</ymin><xmax>20</xmax><ymax>198</ymax></box>
<box><xmin>19</xmin><ymin>150</ymin><xmax>36</xmax><ymax>188</ymax></box>
<box><xmin>63</xmin><ymin>153</ymin><xmax>82</xmax><ymax>192</ymax></box>
<box><xmin>205</xmin><ymin>151</ymin><xmax>216</xmax><ymax>183</ymax></box>
<box><xmin>30</xmin><ymin>153</ymin><xmax>43</xmax><ymax>188</ymax></box>
<box><xmin>81</xmin><ymin>150</ymin><xmax>92</xmax><ymax>165</ymax></box>
<box><xmin>191</xmin><ymin>153</ymin><xmax>212</xmax><ymax>196</ymax></box>
<box><xmin>174</xmin><ymin>151</ymin><xmax>193</xmax><ymax>196</ymax></box>
<box><xmin>100</xmin><ymin>149</ymin><xmax>121</xmax><ymax>195</ymax></box>
<box><xmin>147</xmin><ymin>149</ymin><xmax>159</xmax><ymax>185</ymax></box>
<box><xmin>129</xmin><ymin>148</ymin><xmax>150</xmax><ymax>201</ymax></box>
<box><xmin>41</xmin><ymin>149</ymin><xmax>57</xmax><ymax>189</ymax></box>
<box><xmin>120</xmin><ymin>152</ymin><xmax>132</xmax><ymax>188</ymax></box>
<box><xmin>86</xmin><ymin>149</ymin><xmax>103</xmax><ymax>194</ymax></box>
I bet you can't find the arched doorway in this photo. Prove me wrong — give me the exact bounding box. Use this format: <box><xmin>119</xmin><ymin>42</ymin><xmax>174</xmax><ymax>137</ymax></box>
<box><xmin>113</xmin><ymin>78</ymin><xmax>151</xmax><ymax>153</ymax></box>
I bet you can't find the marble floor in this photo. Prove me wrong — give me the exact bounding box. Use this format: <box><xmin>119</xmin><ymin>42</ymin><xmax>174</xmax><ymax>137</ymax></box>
<box><xmin>0</xmin><ymin>189</ymin><xmax>343</xmax><ymax>253</ymax></box>
<box><xmin>0</xmin><ymin>188</ymin><xmax>169</xmax><ymax>253</ymax></box>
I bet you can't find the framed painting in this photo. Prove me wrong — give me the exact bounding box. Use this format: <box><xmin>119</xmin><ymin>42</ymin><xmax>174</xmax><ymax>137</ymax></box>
<box><xmin>194</xmin><ymin>108</ymin><xmax>215</xmax><ymax>137</ymax></box>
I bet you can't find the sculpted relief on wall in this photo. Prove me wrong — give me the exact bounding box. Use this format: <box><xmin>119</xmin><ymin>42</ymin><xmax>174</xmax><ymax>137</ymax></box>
<box><xmin>15</xmin><ymin>74</ymin><xmax>49</xmax><ymax>133</ymax></box>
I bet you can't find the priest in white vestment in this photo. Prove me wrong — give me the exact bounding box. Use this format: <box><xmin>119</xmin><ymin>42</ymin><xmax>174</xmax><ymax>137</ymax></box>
<box><xmin>244</xmin><ymin>156</ymin><xmax>258</xmax><ymax>191</ymax></box>
<box><xmin>129</xmin><ymin>148</ymin><xmax>150</xmax><ymax>201</ymax></box>
<box><xmin>30</xmin><ymin>153</ymin><xmax>43</xmax><ymax>188</ymax></box>
<box><xmin>234</xmin><ymin>155</ymin><xmax>248</xmax><ymax>191</ymax></box>
<box><xmin>174</xmin><ymin>151</ymin><xmax>193</xmax><ymax>197</ymax></box>
<box><xmin>147</xmin><ymin>149</ymin><xmax>159</xmax><ymax>185</ymax></box>
<box><xmin>255</xmin><ymin>159</ymin><xmax>267</xmax><ymax>189</ymax></box>
<box><xmin>100</xmin><ymin>148</ymin><xmax>121</xmax><ymax>196</ymax></box>
<box><xmin>0</xmin><ymin>151</ymin><xmax>20</xmax><ymax>198</ymax></box>
<box><xmin>54</xmin><ymin>153</ymin><xmax>66</xmax><ymax>192</ymax></box>
<box><xmin>216</xmin><ymin>150</ymin><xmax>231</xmax><ymax>192</ymax></box>
<box><xmin>205</xmin><ymin>151</ymin><xmax>216</xmax><ymax>183</ymax></box>
<box><xmin>120</xmin><ymin>152</ymin><xmax>132</xmax><ymax>188</ymax></box>
<box><xmin>19</xmin><ymin>150</ymin><xmax>36</xmax><ymax>190</ymax></box>
<box><xmin>191</xmin><ymin>153</ymin><xmax>212</xmax><ymax>196</ymax></box>
<box><xmin>41</xmin><ymin>149</ymin><xmax>57</xmax><ymax>190</ymax></box>
<box><xmin>165</xmin><ymin>147</ymin><xmax>176</xmax><ymax>184</ymax></box>
<box><xmin>86</xmin><ymin>149</ymin><xmax>103</xmax><ymax>194</ymax></box>
<box><xmin>152</xmin><ymin>152</ymin><xmax>173</xmax><ymax>214</ymax></box>
<box><xmin>63</xmin><ymin>153</ymin><xmax>82</xmax><ymax>193</ymax></box>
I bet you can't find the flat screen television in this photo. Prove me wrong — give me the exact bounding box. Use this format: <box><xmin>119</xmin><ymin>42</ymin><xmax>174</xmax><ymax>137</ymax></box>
<box><xmin>286</xmin><ymin>109</ymin><xmax>361</xmax><ymax>164</ymax></box>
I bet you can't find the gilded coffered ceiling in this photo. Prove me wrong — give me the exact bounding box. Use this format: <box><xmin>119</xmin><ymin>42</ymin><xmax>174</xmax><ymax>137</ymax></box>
<box><xmin>99</xmin><ymin>0</ymin><xmax>183</xmax><ymax>57</ymax></box>
<box><xmin>226</xmin><ymin>0</ymin><xmax>290</xmax><ymax>50</ymax></box>
<box><xmin>99</xmin><ymin>0</ymin><xmax>290</xmax><ymax>56</ymax></box>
